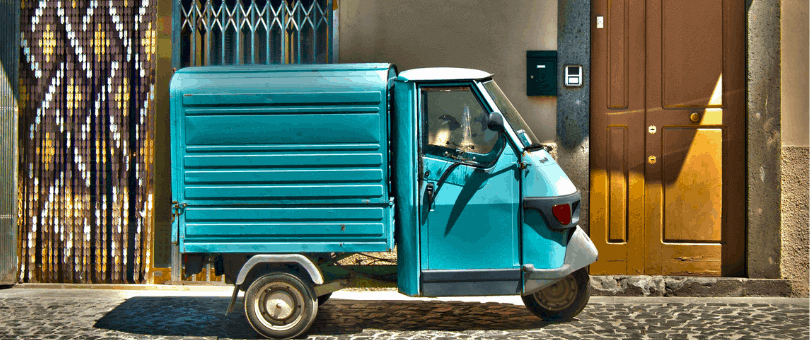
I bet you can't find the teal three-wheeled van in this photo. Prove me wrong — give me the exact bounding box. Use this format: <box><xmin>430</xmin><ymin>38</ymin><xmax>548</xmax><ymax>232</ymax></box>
<box><xmin>170</xmin><ymin>63</ymin><xmax>598</xmax><ymax>339</ymax></box>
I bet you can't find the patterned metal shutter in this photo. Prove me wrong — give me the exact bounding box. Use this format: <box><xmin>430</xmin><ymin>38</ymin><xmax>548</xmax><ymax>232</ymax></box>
<box><xmin>0</xmin><ymin>0</ymin><xmax>20</xmax><ymax>286</ymax></box>
<box><xmin>18</xmin><ymin>0</ymin><xmax>158</xmax><ymax>283</ymax></box>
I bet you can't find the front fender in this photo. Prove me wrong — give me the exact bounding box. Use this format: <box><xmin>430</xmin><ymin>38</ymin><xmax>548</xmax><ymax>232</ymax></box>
<box><xmin>522</xmin><ymin>226</ymin><xmax>598</xmax><ymax>295</ymax></box>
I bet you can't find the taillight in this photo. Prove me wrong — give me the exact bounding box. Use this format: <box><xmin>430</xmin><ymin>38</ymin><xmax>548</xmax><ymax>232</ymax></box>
<box><xmin>552</xmin><ymin>204</ymin><xmax>572</xmax><ymax>225</ymax></box>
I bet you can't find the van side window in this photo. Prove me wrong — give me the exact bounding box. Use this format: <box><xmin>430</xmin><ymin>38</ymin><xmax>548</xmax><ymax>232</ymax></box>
<box><xmin>420</xmin><ymin>86</ymin><xmax>501</xmax><ymax>165</ymax></box>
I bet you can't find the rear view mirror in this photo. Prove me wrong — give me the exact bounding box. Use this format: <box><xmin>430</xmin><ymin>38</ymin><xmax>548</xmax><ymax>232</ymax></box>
<box><xmin>487</xmin><ymin>111</ymin><xmax>505</xmax><ymax>132</ymax></box>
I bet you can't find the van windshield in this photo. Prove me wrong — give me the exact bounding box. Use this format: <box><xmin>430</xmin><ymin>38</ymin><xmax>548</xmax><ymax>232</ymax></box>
<box><xmin>481</xmin><ymin>81</ymin><xmax>541</xmax><ymax>149</ymax></box>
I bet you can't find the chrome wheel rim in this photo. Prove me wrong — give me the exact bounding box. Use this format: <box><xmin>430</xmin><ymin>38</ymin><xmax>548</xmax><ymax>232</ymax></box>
<box><xmin>255</xmin><ymin>281</ymin><xmax>305</xmax><ymax>331</ymax></box>
<box><xmin>532</xmin><ymin>275</ymin><xmax>578</xmax><ymax>311</ymax></box>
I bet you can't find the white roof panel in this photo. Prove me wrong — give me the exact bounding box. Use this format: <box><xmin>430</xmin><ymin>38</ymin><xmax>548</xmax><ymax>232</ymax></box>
<box><xmin>397</xmin><ymin>67</ymin><xmax>492</xmax><ymax>82</ymax></box>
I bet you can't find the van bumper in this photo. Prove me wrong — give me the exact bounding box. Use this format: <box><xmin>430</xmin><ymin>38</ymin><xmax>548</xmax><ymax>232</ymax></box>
<box><xmin>522</xmin><ymin>226</ymin><xmax>598</xmax><ymax>295</ymax></box>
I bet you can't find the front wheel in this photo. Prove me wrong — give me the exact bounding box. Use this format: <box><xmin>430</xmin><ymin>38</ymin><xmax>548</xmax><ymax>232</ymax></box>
<box><xmin>244</xmin><ymin>272</ymin><xmax>318</xmax><ymax>339</ymax></box>
<box><xmin>522</xmin><ymin>267</ymin><xmax>590</xmax><ymax>321</ymax></box>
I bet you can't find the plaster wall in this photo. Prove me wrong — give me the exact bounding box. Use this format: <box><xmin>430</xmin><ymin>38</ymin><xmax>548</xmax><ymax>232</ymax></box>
<box><xmin>780</xmin><ymin>146</ymin><xmax>809</xmax><ymax>296</ymax></box>
<box><xmin>779</xmin><ymin>0</ymin><xmax>809</xmax><ymax>297</ymax></box>
<box><xmin>780</xmin><ymin>0</ymin><xmax>809</xmax><ymax>147</ymax></box>
<box><xmin>338</xmin><ymin>0</ymin><xmax>558</xmax><ymax>143</ymax></box>
<box><xmin>153</xmin><ymin>0</ymin><xmax>174</xmax><ymax>271</ymax></box>
<box><xmin>747</xmin><ymin>0</ymin><xmax>782</xmax><ymax>279</ymax></box>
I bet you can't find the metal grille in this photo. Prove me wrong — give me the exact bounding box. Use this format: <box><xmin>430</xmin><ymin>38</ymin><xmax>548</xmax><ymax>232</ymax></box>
<box><xmin>18</xmin><ymin>0</ymin><xmax>157</xmax><ymax>283</ymax></box>
<box><xmin>175</xmin><ymin>0</ymin><xmax>334</xmax><ymax>67</ymax></box>
<box><xmin>0</xmin><ymin>0</ymin><xmax>20</xmax><ymax>286</ymax></box>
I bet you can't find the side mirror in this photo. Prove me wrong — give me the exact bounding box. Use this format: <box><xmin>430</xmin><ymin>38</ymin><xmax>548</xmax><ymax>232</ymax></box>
<box><xmin>487</xmin><ymin>111</ymin><xmax>505</xmax><ymax>132</ymax></box>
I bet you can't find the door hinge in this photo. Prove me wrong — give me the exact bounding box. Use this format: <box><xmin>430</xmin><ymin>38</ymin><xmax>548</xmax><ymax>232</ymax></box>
<box><xmin>171</xmin><ymin>201</ymin><xmax>187</xmax><ymax>223</ymax></box>
<box><xmin>171</xmin><ymin>201</ymin><xmax>187</xmax><ymax>245</ymax></box>
<box><xmin>518</xmin><ymin>161</ymin><xmax>529</xmax><ymax>170</ymax></box>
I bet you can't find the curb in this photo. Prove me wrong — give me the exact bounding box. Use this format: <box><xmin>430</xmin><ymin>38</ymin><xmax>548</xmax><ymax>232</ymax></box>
<box><xmin>591</xmin><ymin>275</ymin><xmax>798</xmax><ymax>297</ymax></box>
<box><xmin>10</xmin><ymin>283</ymin><xmax>235</xmax><ymax>292</ymax></box>
<box><xmin>6</xmin><ymin>276</ymin><xmax>803</xmax><ymax>298</ymax></box>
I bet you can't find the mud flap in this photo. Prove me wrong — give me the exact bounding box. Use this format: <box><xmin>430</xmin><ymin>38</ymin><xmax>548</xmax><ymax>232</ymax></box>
<box><xmin>225</xmin><ymin>284</ymin><xmax>240</xmax><ymax>315</ymax></box>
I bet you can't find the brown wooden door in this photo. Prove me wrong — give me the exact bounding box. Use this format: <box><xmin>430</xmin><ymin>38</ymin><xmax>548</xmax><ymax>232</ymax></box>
<box><xmin>590</xmin><ymin>0</ymin><xmax>745</xmax><ymax>276</ymax></box>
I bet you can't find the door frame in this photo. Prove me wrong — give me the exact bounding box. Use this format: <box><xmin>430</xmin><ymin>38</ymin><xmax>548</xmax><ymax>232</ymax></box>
<box><xmin>415</xmin><ymin>81</ymin><xmax>524</xmax><ymax>296</ymax></box>
<box><xmin>588</xmin><ymin>0</ymin><xmax>747</xmax><ymax>276</ymax></box>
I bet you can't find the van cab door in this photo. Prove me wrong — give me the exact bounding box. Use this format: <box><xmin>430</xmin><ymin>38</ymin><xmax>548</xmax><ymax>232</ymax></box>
<box><xmin>417</xmin><ymin>84</ymin><xmax>521</xmax><ymax>296</ymax></box>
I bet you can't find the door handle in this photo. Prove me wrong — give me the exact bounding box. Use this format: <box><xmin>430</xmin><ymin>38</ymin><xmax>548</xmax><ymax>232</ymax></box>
<box><xmin>425</xmin><ymin>182</ymin><xmax>435</xmax><ymax>209</ymax></box>
<box><xmin>428</xmin><ymin>162</ymin><xmax>463</xmax><ymax>211</ymax></box>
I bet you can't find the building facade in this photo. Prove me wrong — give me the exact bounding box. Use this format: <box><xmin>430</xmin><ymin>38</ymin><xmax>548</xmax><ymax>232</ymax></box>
<box><xmin>5</xmin><ymin>0</ymin><xmax>808</xmax><ymax>295</ymax></box>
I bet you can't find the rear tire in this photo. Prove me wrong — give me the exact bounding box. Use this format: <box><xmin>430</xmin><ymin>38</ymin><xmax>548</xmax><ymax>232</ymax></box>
<box><xmin>244</xmin><ymin>272</ymin><xmax>318</xmax><ymax>339</ymax></box>
<box><xmin>522</xmin><ymin>267</ymin><xmax>590</xmax><ymax>321</ymax></box>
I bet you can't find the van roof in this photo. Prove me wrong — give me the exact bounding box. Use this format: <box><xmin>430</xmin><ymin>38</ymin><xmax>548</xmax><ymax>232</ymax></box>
<box><xmin>397</xmin><ymin>67</ymin><xmax>492</xmax><ymax>82</ymax></box>
<box><xmin>174</xmin><ymin>63</ymin><xmax>393</xmax><ymax>74</ymax></box>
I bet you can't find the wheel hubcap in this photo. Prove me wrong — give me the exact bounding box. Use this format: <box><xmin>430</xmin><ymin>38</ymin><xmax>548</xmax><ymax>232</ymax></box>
<box><xmin>533</xmin><ymin>275</ymin><xmax>578</xmax><ymax>311</ymax></box>
<box><xmin>254</xmin><ymin>282</ymin><xmax>305</xmax><ymax>331</ymax></box>
<box><xmin>265</xmin><ymin>291</ymin><xmax>295</xmax><ymax>319</ymax></box>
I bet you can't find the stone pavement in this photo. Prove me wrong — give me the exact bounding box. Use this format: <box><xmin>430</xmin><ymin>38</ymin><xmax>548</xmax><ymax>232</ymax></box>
<box><xmin>0</xmin><ymin>287</ymin><xmax>807</xmax><ymax>340</ymax></box>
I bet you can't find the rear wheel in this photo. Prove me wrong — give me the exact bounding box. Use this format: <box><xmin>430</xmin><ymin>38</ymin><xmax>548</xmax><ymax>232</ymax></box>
<box><xmin>244</xmin><ymin>272</ymin><xmax>318</xmax><ymax>339</ymax></box>
<box><xmin>522</xmin><ymin>267</ymin><xmax>590</xmax><ymax>321</ymax></box>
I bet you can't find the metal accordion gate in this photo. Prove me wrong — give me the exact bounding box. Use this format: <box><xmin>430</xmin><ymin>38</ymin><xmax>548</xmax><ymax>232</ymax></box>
<box><xmin>174</xmin><ymin>0</ymin><xmax>335</xmax><ymax>68</ymax></box>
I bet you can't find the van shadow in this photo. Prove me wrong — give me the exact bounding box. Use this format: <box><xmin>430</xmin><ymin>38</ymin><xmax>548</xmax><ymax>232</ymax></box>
<box><xmin>94</xmin><ymin>296</ymin><xmax>553</xmax><ymax>338</ymax></box>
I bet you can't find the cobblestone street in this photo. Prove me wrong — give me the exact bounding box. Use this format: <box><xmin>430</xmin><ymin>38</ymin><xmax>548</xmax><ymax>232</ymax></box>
<box><xmin>0</xmin><ymin>287</ymin><xmax>807</xmax><ymax>340</ymax></box>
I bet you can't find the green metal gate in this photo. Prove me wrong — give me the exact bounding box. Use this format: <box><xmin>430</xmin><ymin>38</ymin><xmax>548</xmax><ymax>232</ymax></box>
<box><xmin>169</xmin><ymin>0</ymin><xmax>336</xmax><ymax>282</ymax></box>
<box><xmin>0</xmin><ymin>0</ymin><xmax>20</xmax><ymax>286</ymax></box>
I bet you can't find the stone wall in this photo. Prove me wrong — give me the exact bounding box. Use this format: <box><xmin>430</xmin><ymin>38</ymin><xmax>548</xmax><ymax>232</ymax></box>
<box><xmin>555</xmin><ymin>0</ymin><xmax>591</xmax><ymax>233</ymax></box>
<box><xmin>746</xmin><ymin>0</ymin><xmax>782</xmax><ymax>278</ymax></box>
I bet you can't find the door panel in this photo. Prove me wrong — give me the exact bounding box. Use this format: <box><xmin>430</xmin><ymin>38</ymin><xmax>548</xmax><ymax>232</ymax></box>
<box><xmin>661</xmin><ymin>127</ymin><xmax>723</xmax><ymax>243</ymax></box>
<box><xmin>661</xmin><ymin>0</ymin><xmax>724</xmax><ymax>108</ymax></box>
<box><xmin>590</xmin><ymin>0</ymin><xmax>647</xmax><ymax>275</ymax></box>
<box><xmin>608</xmin><ymin>126</ymin><xmax>629</xmax><ymax>243</ymax></box>
<box><xmin>608</xmin><ymin>0</ymin><xmax>629</xmax><ymax>109</ymax></box>
<box><xmin>417</xmin><ymin>84</ymin><xmax>520</xmax><ymax>272</ymax></box>
<box><xmin>646</xmin><ymin>0</ymin><xmax>745</xmax><ymax>276</ymax></box>
<box><xmin>591</xmin><ymin>0</ymin><xmax>745</xmax><ymax>276</ymax></box>
<box><xmin>422</xmin><ymin>149</ymin><xmax>520</xmax><ymax>270</ymax></box>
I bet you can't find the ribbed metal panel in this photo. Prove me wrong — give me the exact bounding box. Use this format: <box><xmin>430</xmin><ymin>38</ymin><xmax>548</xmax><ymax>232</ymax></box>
<box><xmin>171</xmin><ymin>64</ymin><xmax>394</xmax><ymax>255</ymax></box>
<box><xmin>0</xmin><ymin>0</ymin><xmax>20</xmax><ymax>286</ymax></box>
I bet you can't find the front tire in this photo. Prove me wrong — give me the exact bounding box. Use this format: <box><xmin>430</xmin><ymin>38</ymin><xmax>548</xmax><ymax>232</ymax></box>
<box><xmin>522</xmin><ymin>267</ymin><xmax>590</xmax><ymax>321</ymax></box>
<box><xmin>244</xmin><ymin>273</ymin><xmax>318</xmax><ymax>339</ymax></box>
